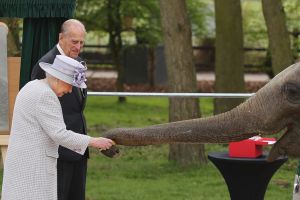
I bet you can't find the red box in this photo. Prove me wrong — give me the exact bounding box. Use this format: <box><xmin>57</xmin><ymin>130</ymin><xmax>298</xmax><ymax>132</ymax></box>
<box><xmin>229</xmin><ymin>136</ymin><xmax>276</xmax><ymax>158</ymax></box>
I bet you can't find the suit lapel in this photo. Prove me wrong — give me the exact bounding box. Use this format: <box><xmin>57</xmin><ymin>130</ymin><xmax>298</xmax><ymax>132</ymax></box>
<box><xmin>82</xmin><ymin>88</ymin><xmax>87</xmax><ymax>108</ymax></box>
<box><xmin>73</xmin><ymin>87</ymin><xmax>87</xmax><ymax>107</ymax></box>
<box><xmin>73</xmin><ymin>87</ymin><xmax>82</xmax><ymax>105</ymax></box>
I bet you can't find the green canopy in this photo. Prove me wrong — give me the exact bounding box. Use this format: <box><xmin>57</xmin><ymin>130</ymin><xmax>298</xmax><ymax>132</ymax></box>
<box><xmin>0</xmin><ymin>0</ymin><xmax>75</xmax><ymax>18</ymax></box>
<box><xmin>0</xmin><ymin>0</ymin><xmax>76</xmax><ymax>88</ymax></box>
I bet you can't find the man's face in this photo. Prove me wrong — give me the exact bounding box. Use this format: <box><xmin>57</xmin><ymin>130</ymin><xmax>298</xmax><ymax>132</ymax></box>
<box><xmin>59</xmin><ymin>26</ymin><xmax>85</xmax><ymax>58</ymax></box>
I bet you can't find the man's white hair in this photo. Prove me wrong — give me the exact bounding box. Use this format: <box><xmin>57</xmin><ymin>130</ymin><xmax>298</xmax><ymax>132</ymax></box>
<box><xmin>61</xmin><ymin>19</ymin><xmax>86</xmax><ymax>35</ymax></box>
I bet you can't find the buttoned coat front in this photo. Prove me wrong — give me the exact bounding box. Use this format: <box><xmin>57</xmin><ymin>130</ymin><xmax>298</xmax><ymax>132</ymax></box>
<box><xmin>1</xmin><ymin>80</ymin><xmax>90</xmax><ymax>200</ymax></box>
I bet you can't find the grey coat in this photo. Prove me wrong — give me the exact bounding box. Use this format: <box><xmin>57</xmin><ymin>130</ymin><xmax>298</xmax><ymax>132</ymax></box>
<box><xmin>1</xmin><ymin>80</ymin><xmax>90</xmax><ymax>200</ymax></box>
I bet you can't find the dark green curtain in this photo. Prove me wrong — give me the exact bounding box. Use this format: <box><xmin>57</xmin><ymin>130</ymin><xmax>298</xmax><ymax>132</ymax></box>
<box><xmin>20</xmin><ymin>18</ymin><xmax>67</xmax><ymax>88</ymax></box>
<box><xmin>0</xmin><ymin>0</ymin><xmax>75</xmax><ymax>18</ymax></box>
<box><xmin>0</xmin><ymin>0</ymin><xmax>76</xmax><ymax>88</ymax></box>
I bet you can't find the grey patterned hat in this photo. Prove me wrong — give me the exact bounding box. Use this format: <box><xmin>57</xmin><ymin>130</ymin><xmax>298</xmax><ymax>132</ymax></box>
<box><xmin>39</xmin><ymin>55</ymin><xmax>87</xmax><ymax>88</ymax></box>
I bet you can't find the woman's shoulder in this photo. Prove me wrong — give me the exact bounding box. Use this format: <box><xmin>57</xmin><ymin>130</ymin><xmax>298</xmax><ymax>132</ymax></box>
<box><xmin>23</xmin><ymin>79</ymin><xmax>48</xmax><ymax>90</ymax></box>
<box><xmin>20</xmin><ymin>80</ymin><xmax>54</xmax><ymax>97</ymax></box>
<box><xmin>14</xmin><ymin>80</ymin><xmax>56</xmax><ymax>112</ymax></box>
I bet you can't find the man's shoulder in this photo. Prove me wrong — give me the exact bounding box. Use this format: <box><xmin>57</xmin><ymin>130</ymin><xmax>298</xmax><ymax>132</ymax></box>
<box><xmin>38</xmin><ymin>46</ymin><xmax>60</xmax><ymax>63</ymax></box>
<box><xmin>31</xmin><ymin>46</ymin><xmax>60</xmax><ymax>80</ymax></box>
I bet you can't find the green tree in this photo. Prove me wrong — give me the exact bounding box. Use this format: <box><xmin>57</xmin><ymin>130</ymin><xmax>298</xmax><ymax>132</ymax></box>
<box><xmin>159</xmin><ymin>0</ymin><xmax>206</xmax><ymax>167</ymax></box>
<box><xmin>242</xmin><ymin>1</ymin><xmax>268</xmax><ymax>48</ymax></box>
<box><xmin>214</xmin><ymin>0</ymin><xmax>246</xmax><ymax>114</ymax></box>
<box><xmin>282</xmin><ymin>0</ymin><xmax>300</xmax><ymax>60</ymax></box>
<box><xmin>262</xmin><ymin>0</ymin><xmax>294</xmax><ymax>75</ymax></box>
<box><xmin>107</xmin><ymin>0</ymin><xmax>125</xmax><ymax>102</ymax></box>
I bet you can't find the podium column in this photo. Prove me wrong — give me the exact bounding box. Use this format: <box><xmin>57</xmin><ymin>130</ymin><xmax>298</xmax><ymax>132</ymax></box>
<box><xmin>208</xmin><ymin>152</ymin><xmax>287</xmax><ymax>200</ymax></box>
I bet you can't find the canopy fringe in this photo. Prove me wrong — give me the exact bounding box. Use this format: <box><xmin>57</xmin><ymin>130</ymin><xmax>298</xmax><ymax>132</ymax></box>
<box><xmin>0</xmin><ymin>0</ymin><xmax>76</xmax><ymax>18</ymax></box>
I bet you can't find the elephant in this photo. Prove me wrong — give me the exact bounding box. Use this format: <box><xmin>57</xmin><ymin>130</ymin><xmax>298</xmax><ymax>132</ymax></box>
<box><xmin>101</xmin><ymin>62</ymin><xmax>300</xmax><ymax>162</ymax></box>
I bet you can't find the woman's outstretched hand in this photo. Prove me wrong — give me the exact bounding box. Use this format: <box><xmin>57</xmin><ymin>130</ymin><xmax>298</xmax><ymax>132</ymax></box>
<box><xmin>89</xmin><ymin>137</ymin><xmax>120</xmax><ymax>158</ymax></box>
<box><xmin>89</xmin><ymin>137</ymin><xmax>115</xmax><ymax>150</ymax></box>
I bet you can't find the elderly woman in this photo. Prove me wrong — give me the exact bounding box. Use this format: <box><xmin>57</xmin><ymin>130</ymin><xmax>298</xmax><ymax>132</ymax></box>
<box><xmin>1</xmin><ymin>55</ymin><xmax>114</xmax><ymax>200</ymax></box>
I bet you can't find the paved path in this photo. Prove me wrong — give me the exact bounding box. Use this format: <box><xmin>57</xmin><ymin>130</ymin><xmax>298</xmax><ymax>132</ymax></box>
<box><xmin>86</xmin><ymin>70</ymin><xmax>270</xmax><ymax>82</ymax></box>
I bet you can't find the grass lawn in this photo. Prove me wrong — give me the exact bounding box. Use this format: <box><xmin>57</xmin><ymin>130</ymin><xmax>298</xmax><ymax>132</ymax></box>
<box><xmin>84</xmin><ymin>96</ymin><xmax>298</xmax><ymax>200</ymax></box>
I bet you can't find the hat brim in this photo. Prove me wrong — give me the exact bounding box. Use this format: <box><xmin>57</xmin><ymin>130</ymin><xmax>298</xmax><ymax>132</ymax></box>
<box><xmin>39</xmin><ymin>62</ymin><xmax>87</xmax><ymax>89</ymax></box>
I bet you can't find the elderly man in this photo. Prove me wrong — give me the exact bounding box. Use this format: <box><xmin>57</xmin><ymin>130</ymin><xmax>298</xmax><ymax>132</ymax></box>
<box><xmin>31</xmin><ymin>19</ymin><xmax>89</xmax><ymax>200</ymax></box>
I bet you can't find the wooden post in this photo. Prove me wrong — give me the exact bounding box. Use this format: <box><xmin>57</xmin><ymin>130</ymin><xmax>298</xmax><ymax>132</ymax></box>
<box><xmin>0</xmin><ymin>135</ymin><xmax>9</xmax><ymax>163</ymax></box>
<box><xmin>7</xmin><ymin>57</ymin><xmax>21</xmax><ymax>127</ymax></box>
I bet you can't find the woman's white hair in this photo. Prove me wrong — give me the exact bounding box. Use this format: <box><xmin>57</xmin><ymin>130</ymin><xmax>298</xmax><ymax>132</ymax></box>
<box><xmin>45</xmin><ymin>72</ymin><xmax>58</xmax><ymax>82</ymax></box>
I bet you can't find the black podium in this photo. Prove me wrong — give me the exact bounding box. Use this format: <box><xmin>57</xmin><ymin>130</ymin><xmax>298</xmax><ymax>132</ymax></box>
<box><xmin>208</xmin><ymin>152</ymin><xmax>287</xmax><ymax>200</ymax></box>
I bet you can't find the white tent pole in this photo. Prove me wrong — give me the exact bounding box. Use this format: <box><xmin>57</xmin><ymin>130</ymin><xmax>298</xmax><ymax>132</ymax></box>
<box><xmin>0</xmin><ymin>22</ymin><xmax>9</xmax><ymax>132</ymax></box>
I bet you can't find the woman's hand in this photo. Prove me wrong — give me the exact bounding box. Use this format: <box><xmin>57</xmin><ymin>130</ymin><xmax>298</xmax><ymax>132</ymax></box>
<box><xmin>89</xmin><ymin>137</ymin><xmax>115</xmax><ymax>150</ymax></box>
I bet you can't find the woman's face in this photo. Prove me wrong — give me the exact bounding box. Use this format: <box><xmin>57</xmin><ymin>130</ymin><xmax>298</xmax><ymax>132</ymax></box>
<box><xmin>52</xmin><ymin>80</ymin><xmax>73</xmax><ymax>97</ymax></box>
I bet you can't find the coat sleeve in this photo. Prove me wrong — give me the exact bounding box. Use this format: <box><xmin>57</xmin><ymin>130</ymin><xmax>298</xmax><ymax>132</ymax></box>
<box><xmin>36</xmin><ymin>90</ymin><xmax>90</xmax><ymax>155</ymax></box>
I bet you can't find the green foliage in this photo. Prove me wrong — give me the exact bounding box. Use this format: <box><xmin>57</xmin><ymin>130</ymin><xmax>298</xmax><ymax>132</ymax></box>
<box><xmin>283</xmin><ymin>0</ymin><xmax>300</xmax><ymax>57</ymax></box>
<box><xmin>121</xmin><ymin>0</ymin><xmax>162</xmax><ymax>46</ymax></box>
<box><xmin>75</xmin><ymin>0</ymin><xmax>212</xmax><ymax>46</ymax></box>
<box><xmin>283</xmin><ymin>0</ymin><xmax>300</xmax><ymax>31</ymax></box>
<box><xmin>75</xmin><ymin>0</ymin><xmax>300</xmax><ymax>50</ymax></box>
<box><xmin>187</xmin><ymin>0</ymin><xmax>214</xmax><ymax>39</ymax></box>
<box><xmin>242</xmin><ymin>1</ymin><xmax>268</xmax><ymax>47</ymax></box>
<box><xmin>242</xmin><ymin>0</ymin><xmax>300</xmax><ymax>49</ymax></box>
<box><xmin>75</xmin><ymin>0</ymin><xmax>162</xmax><ymax>46</ymax></box>
<box><xmin>76</xmin><ymin>0</ymin><xmax>108</xmax><ymax>32</ymax></box>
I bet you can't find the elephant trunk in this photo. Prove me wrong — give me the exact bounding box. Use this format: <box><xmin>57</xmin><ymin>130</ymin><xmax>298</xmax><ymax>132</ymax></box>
<box><xmin>104</xmin><ymin>96</ymin><xmax>282</xmax><ymax>146</ymax></box>
<box><xmin>104</xmin><ymin>73</ymin><xmax>293</xmax><ymax>146</ymax></box>
<box><xmin>105</xmin><ymin>120</ymin><xmax>253</xmax><ymax>146</ymax></box>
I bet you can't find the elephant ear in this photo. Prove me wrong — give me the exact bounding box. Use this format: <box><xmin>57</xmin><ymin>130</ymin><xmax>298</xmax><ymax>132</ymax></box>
<box><xmin>282</xmin><ymin>82</ymin><xmax>300</xmax><ymax>104</ymax></box>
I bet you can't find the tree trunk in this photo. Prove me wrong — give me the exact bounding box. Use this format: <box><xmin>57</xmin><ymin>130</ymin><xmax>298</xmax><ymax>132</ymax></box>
<box><xmin>262</xmin><ymin>0</ymin><xmax>294</xmax><ymax>75</ymax></box>
<box><xmin>214</xmin><ymin>0</ymin><xmax>245</xmax><ymax>114</ymax></box>
<box><xmin>159</xmin><ymin>0</ymin><xmax>206</xmax><ymax>166</ymax></box>
<box><xmin>107</xmin><ymin>0</ymin><xmax>126</xmax><ymax>102</ymax></box>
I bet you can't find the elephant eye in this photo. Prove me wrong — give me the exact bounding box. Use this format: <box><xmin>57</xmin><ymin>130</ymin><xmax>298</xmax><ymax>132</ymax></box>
<box><xmin>283</xmin><ymin>82</ymin><xmax>300</xmax><ymax>104</ymax></box>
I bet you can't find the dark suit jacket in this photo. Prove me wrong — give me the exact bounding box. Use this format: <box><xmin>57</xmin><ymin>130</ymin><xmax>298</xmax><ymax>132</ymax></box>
<box><xmin>31</xmin><ymin>46</ymin><xmax>89</xmax><ymax>161</ymax></box>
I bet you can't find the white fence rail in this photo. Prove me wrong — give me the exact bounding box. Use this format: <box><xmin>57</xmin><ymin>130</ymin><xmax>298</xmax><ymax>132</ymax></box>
<box><xmin>87</xmin><ymin>92</ymin><xmax>254</xmax><ymax>98</ymax></box>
